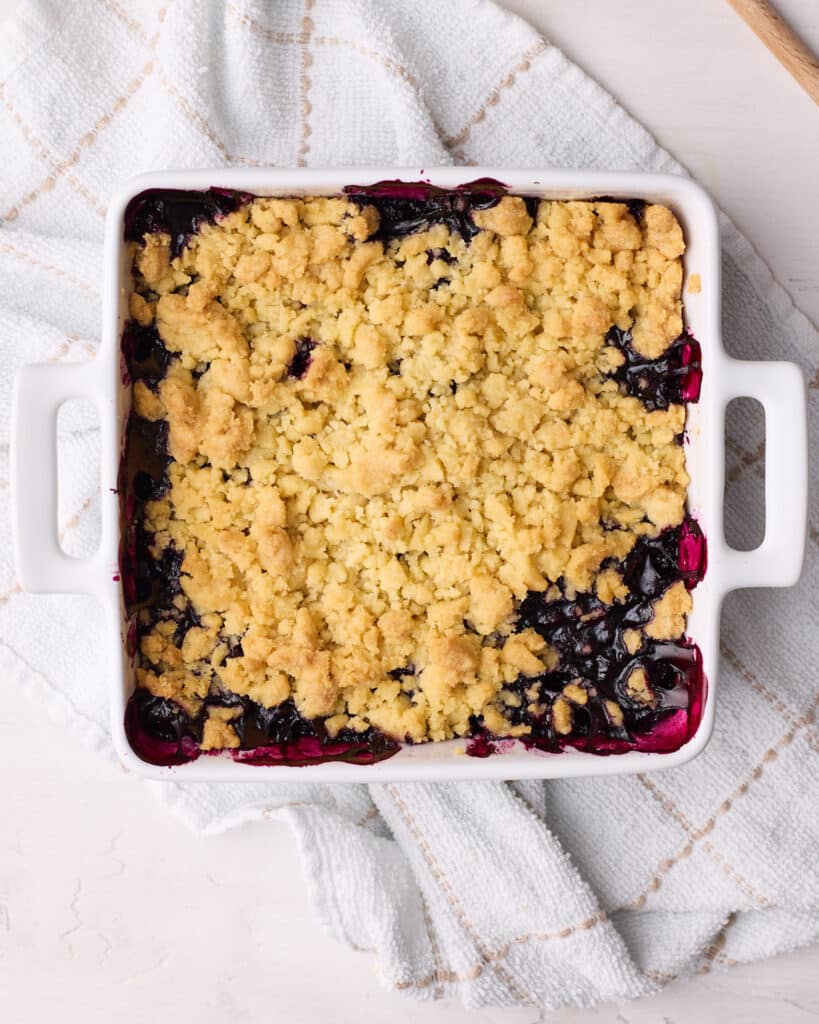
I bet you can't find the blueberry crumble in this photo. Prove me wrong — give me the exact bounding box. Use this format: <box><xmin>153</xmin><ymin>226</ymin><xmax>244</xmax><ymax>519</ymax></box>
<box><xmin>120</xmin><ymin>184</ymin><xmax>705</xmax><ymax>766</ymax></box>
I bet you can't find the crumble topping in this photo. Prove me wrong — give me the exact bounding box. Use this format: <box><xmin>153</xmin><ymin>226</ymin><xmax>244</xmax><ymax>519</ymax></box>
<box><xmin>124</xmin><ymin>190</ymin><xmax>698</xmax><ymax>754</ymax></box>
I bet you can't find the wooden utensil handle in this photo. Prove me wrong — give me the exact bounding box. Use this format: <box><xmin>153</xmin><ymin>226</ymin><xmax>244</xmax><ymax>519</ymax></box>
<box><xmin>727</xmin><ymin>0</ymin><xmax>819</xmax><ymax>106</ymax></box>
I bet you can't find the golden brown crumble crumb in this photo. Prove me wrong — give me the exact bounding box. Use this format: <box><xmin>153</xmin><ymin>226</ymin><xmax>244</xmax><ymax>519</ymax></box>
<box><xmin>473</xmin><ymin>196</ymin><xmax>533</xmax><ymax>237</ymax></box>
<box><xmin>562</xmin><ymin>681</ymin><xmax>588</xmax><ymax>705</ymax></box>
<box><xmin>552</xmin><ymin>697</ymin><xmax>573</xmax><ymax>735</ymax></box>
<box><xmin>687</xmin><ymin>273</ymin><xmax>702</xmax><ymax>295</ymax></box>
<box><xmin>129</xmin><ymin>194</ymin><xmax>692</xmax><ymax>745</ymax></box>
<box><xmin>129</xmin><ymin>291</ymin><xmax>154</xmax><ymax>326</ymax></box>
<box><xmin>645</xmin><ymin>580</ymin><xmax>693</xmax><ymax>640</ymax></box>
<box><xmin>605</xmin><ymin>699</ymin><xmax>625</xmax><ymax>728</ymax></box>
<box><xmin>200</xmin><ymin>706</ymin><xmax>242</xmax><ymax>750</ymax></box>
<box><xmin>626</xmin><ymin>666</ymin><xmax>653</xmax><ymax>704</ymax></box>
<box><xmin>623</xmin><ymin>628</ymin><xmax>643</xmax><ymax>655</ymax></box>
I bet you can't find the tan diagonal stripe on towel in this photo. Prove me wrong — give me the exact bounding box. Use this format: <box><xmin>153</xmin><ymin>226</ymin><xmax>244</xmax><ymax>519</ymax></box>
<box><xmin>58</xmin><ymin>488</ymin><xmax>100</xmax><ymax>543</ymax></box>
<box><xmin>155</xmin><ymin>66</ymin><xmax>263</xmax><ymax>167</ymax></box>
<box><xmin>645</xmin><ymin>912</ymin><xmax>739</xmax><ymax>985</ymax></box>
<box><xmin>637</xmin><ymin>775</ymin><xmax>772</xmax><ymax>907</ymax></box>
<box><xmin>726</xmin><ymin>439</ymin><xmax>764</xmax><ymax>483</ymax></box>
<box><xmin>225</xmin><ymin>1</ymin><xmax>300</xmax><ymax>45</ymax></box>
<box><xmin>419</xmin><ymin>894</ymin><xmax>446</xmax><ymax>998</ymax></box>
<box><xmin>47</xmin><ymin>335</ymin><xmax>98</xmax><ymax>363</ymax></box>
<box><xmin>700</xmin><ymin>842</ymin><xmax>771</xmax><ymax>907</ymax></box>
<box><xmin>720</xmin><ymin>642</ymin><xmax>803</xmax><ymax>725</ymax></box>
<box><xmin>622</xmin><ymin>704</ymin><xmax>816</xmax><ymax>910</ymax></box>
<box><xmin>0</xmin><ymin>2</ymin><xmax>191</xmax><ymax>226</ymax></box>
<box><xmin>99</xmin><ymin>0</ymin><xmax>157</xmax><ymax>48</ymax></box>
<box><xmin>387</xmin><ymin>784</ymin><xmax>602</xmax><ymax>999</ymax></box>
<box><xmin>0</xmin><ymin>57</ymin><xmax>156</xmax><ymax>224</ymax></box>
<box><xmin>354</xmin><ymin>803</ymin><xmax>379</xmax><ymax>828</ymax></box>
<box><xmin>0</xmin><ymin>85</ymin><xmax>108</xmax><ymax>221</ymax></box>
<box><xmin>0</xmin><ymin>582</ymin><xmax>23</xmax><ymax>605</ymax></box>
<box><xmin>443</xmin><ymin>38</ymin><xmax>549</xmax><ymax>149</ymax></box>
<box><xmin>391</xmin><ymin>910</ymin><xmax>609</xmax><ymax>992</ymax></box>
<box><xmin>313</xmin><ymin>36</ymin><xmax>418</xmax><ymax>88</ymax></box>
<box><xmin>0</xmin><ymin>483</ymin><xmax>100</xmax><ymax>609</ymax></box>
<box><xmin>0</xmin><ymin>240</ymin><xmax>97</xmax><ymax>292</ymax></box>
<box><xmin>103</xmin><ymin>0</ymin><xmax>265</xmax><ymax>168</ymax></box>
<box><xmin>227</xmin><ymin>2</ymin><xmax>419</xmax><ymax>88</ymax></box>
<box><xmin>0</xmin><ymin>0</ymin><xmax>173</xmax><ymax>223</ymax></box>
<box><xmin>0</xmin><ymin>0</ymin><xmax>173</xmax><ymax>225</ymax></box>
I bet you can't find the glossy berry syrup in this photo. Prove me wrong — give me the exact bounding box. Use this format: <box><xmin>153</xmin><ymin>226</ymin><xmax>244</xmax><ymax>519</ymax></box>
<box><xmin>118</xmin><ymin>319</ymin><xmax>175</xmax><ymax>612</ymax></box>
<box><xmin>119</xmin><ymin>320</ymin><xmax>171</xmax><ymax>387</ymax></box>
<box><xmin>124</xmin><ymin>187</ymin><xmax>252</xmax><ymax>258</ymax></box>
<box><xmin>124</xmin><ymin>690</ymin><xmax>400</xmax><ymax>768</ymax></box>
<box><xmin>125</xmin><ymin>689</ymin><xmax>200</xmax><ymax>767</ymax></box>
<box><xmin>343</xmin><ymin>178</ymin><xmax>514</xmax><ymax>242</ymax></box>
<box><xmin>606</xmin><ymin>326</ymin><xmax>702</xmax><ymax>411</ymax></box>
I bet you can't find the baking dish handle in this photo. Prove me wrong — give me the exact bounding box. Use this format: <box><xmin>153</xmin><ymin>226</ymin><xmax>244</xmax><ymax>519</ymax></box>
<box><xmin>721</xmin><ymin>358</ymin><xmax>808</xmax><ymax>592</ymax></box>
<box><xmin>11</xmin><ymin>360</ymin><xmax>105</xmax><ymax>595</ymax></box>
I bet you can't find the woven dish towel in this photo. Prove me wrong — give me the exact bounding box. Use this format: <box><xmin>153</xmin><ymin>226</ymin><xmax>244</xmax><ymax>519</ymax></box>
<box><xmin>0</xmin><ymin>0</ymin><xmax>817</xmax><ymax>1010</ymax></box>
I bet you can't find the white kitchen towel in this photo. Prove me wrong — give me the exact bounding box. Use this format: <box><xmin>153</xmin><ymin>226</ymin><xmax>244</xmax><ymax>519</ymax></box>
<box><xmin>0</xmin><ymin>0</ymin><xmax>816</xmax><ymax>1010</ymax></box>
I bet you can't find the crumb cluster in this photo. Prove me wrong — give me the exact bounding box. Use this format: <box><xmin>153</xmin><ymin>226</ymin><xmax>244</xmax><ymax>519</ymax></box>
<box><xmin>127</xmin><ymin>192</ymin><xmax>690</xmax><ymax>748</ymax></box>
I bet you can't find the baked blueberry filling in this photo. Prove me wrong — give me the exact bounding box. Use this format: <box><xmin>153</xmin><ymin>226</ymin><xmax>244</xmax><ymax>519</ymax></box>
<box><xmin>124</xmin><ymin>187</ymin><xmax>252</xmax><ymax>258</ymax></box>
<box><xmin>489</xmin><ymin>519</ymin><xmax>707</xmax><ymax>757</ymax></box>
<box><xmin>120</xmin><ymin>322</ymin><xmax>170</xmax><ymax>387</ymax></box>
<box><xmin>343</xmin><ymin>178</ymin><xmax>507</xmax><ymax>242</ymax></box>
<box><xmin>125</xmin><ymin>689</ymin><xmax>199</xmax><ymax>766</ymax></box>
<box><xmin>125</xmin><ymin>689</ymin><xmax>399</xmax><ymax>767</ymax></box>
<box><xmin>124</xmin><ymin>517</ymin><xmax>706</xmax><ymax>765</ymax></box>
<box><xmin>606</xmin><ymin>326</ymin><xmax>702</xmax><ymax>410</ymax></box>
<box><xmin>121</xmin><ymin>185</ymin><xmax>705</xmax><ymax>766</ymax></box>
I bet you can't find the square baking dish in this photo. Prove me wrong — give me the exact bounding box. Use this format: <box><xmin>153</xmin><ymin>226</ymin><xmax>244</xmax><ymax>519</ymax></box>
<box><xmin>10</xmin><ymin>168</ymin><xmax>808</xmax><ymax>782</ymax></box>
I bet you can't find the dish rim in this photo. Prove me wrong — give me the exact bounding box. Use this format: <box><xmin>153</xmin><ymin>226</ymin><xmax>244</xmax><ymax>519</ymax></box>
<box><xmin>11</xmin><ymin>167</ymin><xmax>808</xmax><ymax>782</ymax></box>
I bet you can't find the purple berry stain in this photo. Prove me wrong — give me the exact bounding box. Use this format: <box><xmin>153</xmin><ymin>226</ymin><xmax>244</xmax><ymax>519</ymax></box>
<box><xmin>465</xmin><ymin>732</ymin><xmax>497</xmax><ymax>758</ymax></box>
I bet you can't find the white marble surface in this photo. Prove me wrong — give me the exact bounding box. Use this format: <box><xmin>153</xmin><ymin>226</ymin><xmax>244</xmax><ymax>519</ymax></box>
<box><xmin>1</xmin><ymin>1</ymin><xmax>818</xmax><ymax>1021</ymax></box>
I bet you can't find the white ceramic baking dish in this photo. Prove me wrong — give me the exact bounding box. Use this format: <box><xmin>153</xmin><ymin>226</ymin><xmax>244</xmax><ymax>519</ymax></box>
<box><xmin>10</xmin><ymin>168</ymin><xmax>808</xmax><ymax>782</ymax></box>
